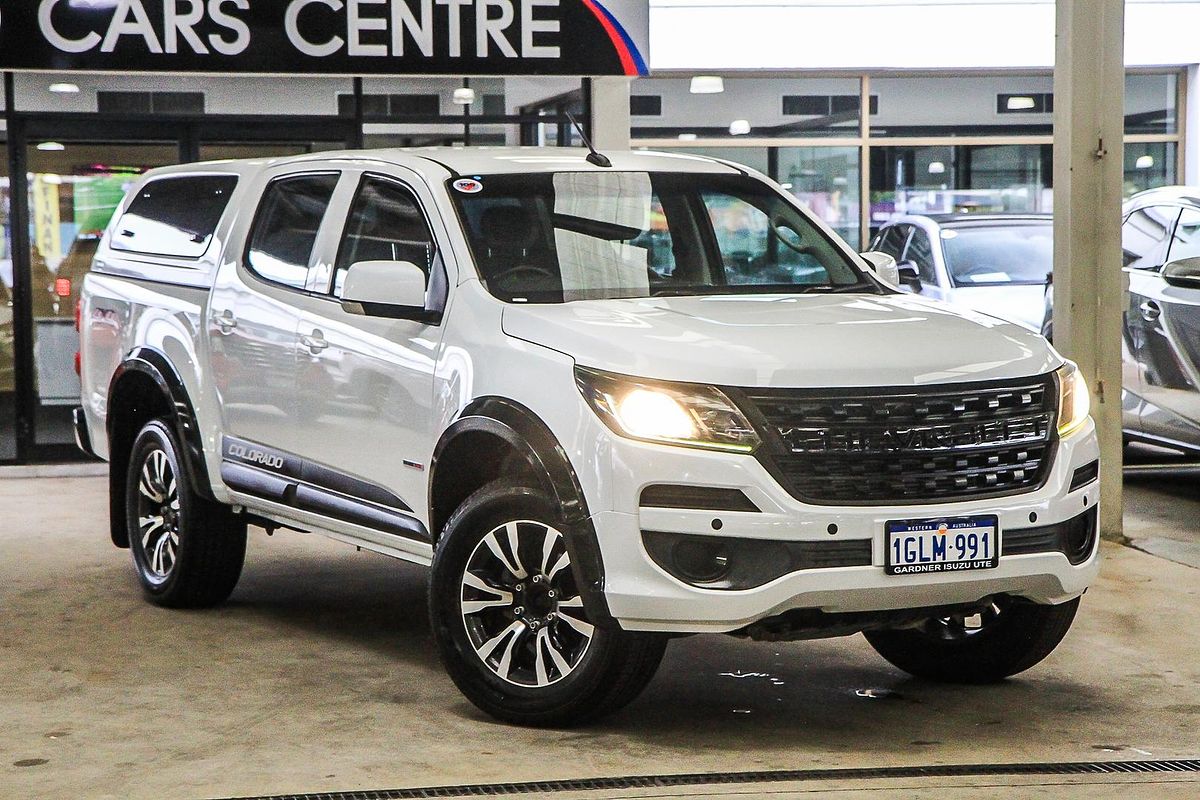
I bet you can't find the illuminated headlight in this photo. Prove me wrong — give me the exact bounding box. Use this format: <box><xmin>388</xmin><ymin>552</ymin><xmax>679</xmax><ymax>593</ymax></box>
<box><xmin>1056</xmin><ymin>361</ymin><xmax>1091</xmax><ymax>437</ymax></box>
<box><xmin>575</xmin><ymin>367</ymin><xmax>761</xmax><ymax>454</ymax></box>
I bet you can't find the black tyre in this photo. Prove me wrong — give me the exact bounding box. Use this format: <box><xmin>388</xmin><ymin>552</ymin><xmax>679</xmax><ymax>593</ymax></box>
<box><xmin>863</xmin><ymin>595</ymin><xmax>1080</xmax><ymax>683</ymax></box>
<box><xmin>430</xmin><ymin>483</ymin><xmax>667</xmax><ymax>727</ymax></box>
<box><xmin>125</xmin><ymin>419</ymin><xmax>247</xmax><ymax>608</ymax></box>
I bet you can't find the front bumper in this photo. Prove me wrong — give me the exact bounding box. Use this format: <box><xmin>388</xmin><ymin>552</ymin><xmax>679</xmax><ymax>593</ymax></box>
<box><xmin>594</xmin><ymin>418</ymin><xmax>1101</xmax><ymax>634</ymax></box>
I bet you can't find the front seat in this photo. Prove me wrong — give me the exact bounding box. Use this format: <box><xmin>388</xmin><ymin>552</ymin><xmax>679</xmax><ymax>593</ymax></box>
<box><xmin>478</xmin><ymin>205</ymin><xmax>542</xmax><ymax>284</ymax></box>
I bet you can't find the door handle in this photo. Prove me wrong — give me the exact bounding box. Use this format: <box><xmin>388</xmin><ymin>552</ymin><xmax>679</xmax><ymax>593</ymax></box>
<box><xmin>300</xmin><ymin>330</ymin><xmax>329</xmax><ymax>354</ymax></box>
<box><xmin>213</xmin><ymin>310</ymin><xmax>238</xmax><ymax>334</ymax></box>
<box><xmin>1140</xmin><ymin>300</ymin><xmax>1162</xmax><ymax>323</ymax></box>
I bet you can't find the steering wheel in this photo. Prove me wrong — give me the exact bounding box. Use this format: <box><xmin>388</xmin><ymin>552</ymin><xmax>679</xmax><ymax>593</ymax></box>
<box><xmin>495</xmin><ymin>265</ymin><xmax>558</xmax><ymax>285</ymax></box>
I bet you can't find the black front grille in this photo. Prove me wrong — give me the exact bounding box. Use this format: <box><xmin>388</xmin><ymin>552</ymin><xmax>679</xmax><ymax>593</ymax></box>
<box><xmin>738</xmin><ymin>376</ymin><xmax>1058</xmax><ymax>505</ymax></box>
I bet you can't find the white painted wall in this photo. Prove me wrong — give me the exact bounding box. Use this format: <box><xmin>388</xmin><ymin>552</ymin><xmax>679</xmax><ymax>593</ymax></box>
<box><xmin>649</xmin><ymin>0</ymin><xmax>1200</xmax><ymax>71</ymax></box>
<box><xmin>632</xmin><ymin>73</ymin><xmax>1176</xmax><ymax>132</ymax></box>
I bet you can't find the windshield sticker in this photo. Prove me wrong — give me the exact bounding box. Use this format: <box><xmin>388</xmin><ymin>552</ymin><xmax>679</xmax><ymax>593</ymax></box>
<box><xmin>454</xmin><ymin>178</ymin><xmax>484</xmax><ymax>194</ymax></box>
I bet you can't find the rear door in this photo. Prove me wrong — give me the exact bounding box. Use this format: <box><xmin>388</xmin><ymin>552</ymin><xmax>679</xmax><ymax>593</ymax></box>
<box><xmin>208</xmin><ymin>169</ymin><xmax>344</xmax><ymax>456</ymax></box>
<box><xmin>1131</xmin><ymin>205</ymin><xmax>1200</xmax><ymax>445</ymax></box>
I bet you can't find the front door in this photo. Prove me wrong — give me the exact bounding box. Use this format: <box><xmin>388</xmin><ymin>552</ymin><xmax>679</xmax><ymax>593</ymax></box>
<box><xmin>289</xmin><ymin>169</ymin><xmax>451</xmax><ymax>527</ymax></box>
<box><xmin>1130</xmin><ymin>206</ymin><xmax>1200</xmax><ymax>446</ymax></box>
<box><xmin>1122</xmin><ymin>204</ymin><xmax>1183</xmax><ymax>442</ymax></box>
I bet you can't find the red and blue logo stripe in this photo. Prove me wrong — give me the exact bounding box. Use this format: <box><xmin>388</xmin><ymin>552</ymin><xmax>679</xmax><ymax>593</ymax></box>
<box><xmin>580</xmin><ymin>0</ymin><xmax>649</xmax><ymax>77</ymax></box>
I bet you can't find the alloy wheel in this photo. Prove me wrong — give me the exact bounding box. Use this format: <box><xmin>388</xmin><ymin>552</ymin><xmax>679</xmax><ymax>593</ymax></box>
<box><xmin>136</xmin><ymin>448</ymin><xmax>181</xmax><ymax>580</ymax></box>
<box><xmin>459</xmin><ymin>520</ymin><xmax>593</xmax><ymax>688</ymax></box>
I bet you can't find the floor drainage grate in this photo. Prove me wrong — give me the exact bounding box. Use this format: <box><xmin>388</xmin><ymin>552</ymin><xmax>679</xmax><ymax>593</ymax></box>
<box><xmin>214</xmin><ymin>759</ymin><xmax>1200</xmax><ymax>800</ymax></box>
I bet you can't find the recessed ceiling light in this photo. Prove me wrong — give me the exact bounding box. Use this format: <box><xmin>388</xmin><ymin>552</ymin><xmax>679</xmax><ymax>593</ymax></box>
<box><xmin>729</xmin><ymin>119</ymin><xmax>751</xmax><ymax>136</ymax></box>
<box><xmin>690</xmin><ymin>76</ymin><xmax>725</xmax><ymax>95</ymax></box>
<box><xmin>1136</xmin><ymin>155</ymin><xmax>1155</xmax><ymax>169</ymax></box>
<box><xmin>49</xmin><ymin>83</ymin><xmax>80</xmax><ymax>94</ymax></box>
<box><xmin>37</xmin><ymin>142</ymin><xmax>66</xmax><ymax>152</ymax></box>
<box><xmin>452</xmin><ymin>87</ymin><xmax>476</xmax><ymax>105</ymax></box>
<box><xmin>677</xmin><ymin>133</ymin><xmax>698</xmax><ymax>141</ymax></box>
<box><xmin>1006</xmin><ymin>96</ymin><xmax>1037</xmax><ymax>111</ymax></box>
<box><xmin>928</xmin><ymin>161</ymin><xmax>946</xmax><ymax>174</ymax></box>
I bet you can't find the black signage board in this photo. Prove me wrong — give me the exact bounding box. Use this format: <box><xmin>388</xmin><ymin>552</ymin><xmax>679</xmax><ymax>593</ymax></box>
<box><xmin>0</xmin><ymin>1</ymin><xmax>649</xmax><ymax>76</ymax></box>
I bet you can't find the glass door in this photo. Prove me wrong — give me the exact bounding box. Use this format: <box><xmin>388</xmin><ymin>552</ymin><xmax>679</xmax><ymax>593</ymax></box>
<box><xmin>24</xmin><ymin>141</ymin><xmax>178</xmax><ymax>451</ymax></box>
<box><xmin>1</xmin><ymin>143</ymin><xmax>15</xmax><ymax>460</ymax></box>
<box><xmin>11</xmin><ymin>118</ymin><xmax>356</xmax><ymax>462</ymax></box>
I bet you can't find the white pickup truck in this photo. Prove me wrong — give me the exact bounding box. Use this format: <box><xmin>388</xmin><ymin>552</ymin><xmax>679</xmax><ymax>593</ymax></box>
<box><xmin>76</xmin><ymin>147</ymin><xmax>1100</xmax><ymax>726</ymax></box>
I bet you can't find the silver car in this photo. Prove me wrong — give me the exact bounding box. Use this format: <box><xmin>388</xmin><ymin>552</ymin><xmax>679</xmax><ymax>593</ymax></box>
<box><xmin>1043</xmin><ymin>187</ymin><xmax>1200</xmax><ymax>454</ymax></box>
<box><xmin>1107</xmin><ymin>187</ymin><xmax>1200</xmax><ymax>454</ymax></box>
<box><xmin>869</xmin><ymin>214</ymin><xmax>1052</xmax><ymax>332</ymax></box>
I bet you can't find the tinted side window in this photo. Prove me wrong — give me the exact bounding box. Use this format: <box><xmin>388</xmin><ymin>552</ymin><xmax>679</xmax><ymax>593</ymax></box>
<box><xmin>112</xmin><ymin>175</ymin><xmax>238</xmax><ymax>258</ymax></box>
<box><xmin>1167</xmin><ymin>208</ymin><xmax>1200</xmax><ymax>263</ymax></box>
<box><xmin>246</xmin><ymin>174</ymin><xmax>340</xmax><ymax>290</ymax></box>
<box><xmin>904</xmin><ymin>228</ymin><xmax>938</xmax><ymax>285</ymax></box>
<box><xmin>701</xmin><ymin>191</ymin><xmax>835</xmax><ymax>286</ymax></box>
<box><xmin>333</xmin><ymin>176</ymin><xmax>435</xmax><ymax>296</ymax></box>
<box><xmin>1122</xmin><ymin>206</ymin><xmax>1180</xmax><ymax>269</ymax></box>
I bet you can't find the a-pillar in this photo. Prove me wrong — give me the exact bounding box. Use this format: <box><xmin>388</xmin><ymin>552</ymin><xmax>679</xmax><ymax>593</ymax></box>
<box><xmin>1052</xmin><ymin>0</ymin><xmax>1126</xmax><ymax>538</ymax></box>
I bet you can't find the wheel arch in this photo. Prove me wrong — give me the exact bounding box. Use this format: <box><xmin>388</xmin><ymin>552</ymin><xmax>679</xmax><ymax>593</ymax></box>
<box><xmin>429</xmin><ymin>397</ymin><xmax>615</xmax><ymax>627</ymax></box>
<box><xmin>106</xmin><ymin>347</ymin><xmax>213</xmax><ymax>548</ymax></box>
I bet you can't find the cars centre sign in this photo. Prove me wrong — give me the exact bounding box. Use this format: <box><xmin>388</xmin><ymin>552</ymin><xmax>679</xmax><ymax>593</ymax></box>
<box><xmin>0</xmin><ymin>0</ymin><xmax>649</xmax><ymax>76</ymax></box>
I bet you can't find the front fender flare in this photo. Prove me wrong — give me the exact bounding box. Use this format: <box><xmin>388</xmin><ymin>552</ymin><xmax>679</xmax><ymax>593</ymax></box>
<box><xmin>431</xmin><ymin>397</ymin><xmax>615</xmax><ymax>628</ymax></box>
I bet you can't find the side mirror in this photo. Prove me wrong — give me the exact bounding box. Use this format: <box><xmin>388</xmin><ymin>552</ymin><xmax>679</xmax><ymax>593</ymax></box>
<box><xmin>341</xmin><ymin>260</ymin><xmax>435</xmax><ymax>321</ymax></box>
<box><xmin>859</xmin><ymin>251</ymin><xmax>900</xmax><ymax>286</ymax></box>
<box><xmin>1162</xmin><ymin>256</ymin><xmax>1200</xmax><ymax>290</ymax></box>
<box><xmin>896</xmin><ymin>260</ymin><xmax>923</xmax><ymax>291</ymax></box>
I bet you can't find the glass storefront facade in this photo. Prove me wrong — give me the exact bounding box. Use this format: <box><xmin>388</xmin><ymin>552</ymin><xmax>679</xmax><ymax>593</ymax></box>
<box><xmin>1</xmin><ymin>73</ymin><xmax>590</xmax><ymax>463</ymax></box>
<box><xmin>0</xmin><ymin>68</ymin><xmax>1192</xmax><ymax>463</ymax></box>
<box><xmin>634</xmin><ymin>71</ymin><xmax>1186</xmax><ymax>247</ymax></box>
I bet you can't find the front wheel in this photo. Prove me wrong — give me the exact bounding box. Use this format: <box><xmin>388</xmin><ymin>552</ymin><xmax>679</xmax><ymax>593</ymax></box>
<box><xmin>430</xmin><ymin>483</ymin><xmax>667</xmax><ymax>727</ymax></box>
<box><xmin>863</xmin><ymin>595</ymin><xmax>1080</xmax><ymax>683</ymax></box>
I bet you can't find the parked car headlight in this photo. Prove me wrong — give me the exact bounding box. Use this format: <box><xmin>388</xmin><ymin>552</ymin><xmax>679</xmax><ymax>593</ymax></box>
<box><xmin>1056</xmin><ymin>361</ymin><xmax>1091</xmax><ymax>437</ymax></box>
<box><xmin>575</xmin><ymin>367</ymin><xmax>761</xmax><ymax>453</ymax></box>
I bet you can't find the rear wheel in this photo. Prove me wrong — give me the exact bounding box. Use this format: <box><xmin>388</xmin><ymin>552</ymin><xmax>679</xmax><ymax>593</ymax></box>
<box><xmin>430</xmin><ymin>483</ymin><xmax>667</xmax><ymax>727</ymax></box>
<box><xmin>126</xmin><ymin>420</ymin><xmax>246</xmax><ymax>608</ymax></box>
<box><xmin>863</xmin><ymin>595</ymin><xmax>1080</xmax><ymax>683</ymax></box>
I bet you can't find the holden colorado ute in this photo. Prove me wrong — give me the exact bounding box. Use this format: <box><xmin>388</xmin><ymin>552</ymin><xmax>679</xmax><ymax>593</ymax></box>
<box><xmin>75</xmin><ymin>147</ymin><xmax>1100</xmax><ymax>726</ymax></box>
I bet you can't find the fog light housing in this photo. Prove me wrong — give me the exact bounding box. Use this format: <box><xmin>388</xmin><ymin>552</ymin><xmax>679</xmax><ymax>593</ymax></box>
<box><xmin>672</xmin><ymin>538</ymin><xmax>731</xmax><ymax>583</ymax></box>
<box><xmin>1063</xmin><ymin>506</ymin><xmax>1098</xmax><ymax>565</ymax></box>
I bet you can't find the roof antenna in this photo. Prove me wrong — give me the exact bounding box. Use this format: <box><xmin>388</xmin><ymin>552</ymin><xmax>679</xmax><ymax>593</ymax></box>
<box><xmin>566</xmin><ymin>111</ymin><xmax>612</xmax><ymax>168</ymax></box>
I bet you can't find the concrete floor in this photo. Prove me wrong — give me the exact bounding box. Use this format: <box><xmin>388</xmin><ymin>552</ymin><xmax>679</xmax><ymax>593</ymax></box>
<box><xmin>0</xmin><ymin>476</ymin><xmax>1197</xmax><ymax>800</ymax></box>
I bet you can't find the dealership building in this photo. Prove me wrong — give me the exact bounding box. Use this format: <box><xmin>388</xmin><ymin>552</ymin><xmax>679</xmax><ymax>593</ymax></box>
<box><xmin>1</xmin><ymin>0</ymin><xmax>1199</xmax><ymax>464</ymax></box>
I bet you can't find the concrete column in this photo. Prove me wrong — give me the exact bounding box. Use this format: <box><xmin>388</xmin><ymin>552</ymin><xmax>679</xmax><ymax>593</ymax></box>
<box><xmin>1052</xmin><ymin>0</ymin><xmax>1126</xmax><ymax>538</ymax></box>
<box><xmin>589</xmin><ymin>77</ymin><xmax>632</xmax><ymax>151</ymax></box>
<box><xmin>1186</xmin><ymin>64</ymin><xmax>1200</xmax><ymax>186</ymax></box>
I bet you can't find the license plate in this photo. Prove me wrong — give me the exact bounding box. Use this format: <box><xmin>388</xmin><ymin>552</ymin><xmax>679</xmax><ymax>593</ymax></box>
<box><xmin>885</xmin><ymin>516</ymin><xmax>1000</xmax><ymax>575</ymax></box>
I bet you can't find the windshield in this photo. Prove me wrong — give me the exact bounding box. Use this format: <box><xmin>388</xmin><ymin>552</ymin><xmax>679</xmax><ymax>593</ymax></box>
<box><xmin>941</xmin><ymin>223</ymin><xmax>1053</xmax><ymax>286</ymax></box>
<box><xmin>449</xmin><ymin>171</ymin><xmax>875</xmax><ymax>303</ymax></box>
